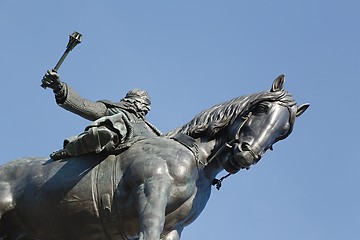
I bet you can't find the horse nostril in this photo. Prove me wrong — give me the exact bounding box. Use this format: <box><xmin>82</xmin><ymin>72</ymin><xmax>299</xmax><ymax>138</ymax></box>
<box><xmin>239</xmin><ymin>142</ymin><xmax>262</xmax><ymax>163</ymax></box>
<box><xmin>240</xmin><ymin>142</ymin><xmax>250</xmax><ymax>151</ymax></box>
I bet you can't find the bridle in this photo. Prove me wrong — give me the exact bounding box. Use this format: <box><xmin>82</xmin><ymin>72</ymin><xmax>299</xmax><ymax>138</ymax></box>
<box><xmin>207</xmin><ymin>111</ymin><xmax>253</xmax><ymax>166</ymax></box>
<box><xmin>212</xmin><ymin>103</ymin><xmax>294</xmax><ymax>190</ymax></box>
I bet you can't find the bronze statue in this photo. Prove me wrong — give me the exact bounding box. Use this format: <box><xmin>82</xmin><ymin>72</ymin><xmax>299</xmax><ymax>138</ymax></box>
<box><xmin>0</xmin><ymin>75</ymin><xmax>309</xmax><ymax>240</ymax></box>
<box><xmin>41</xmin><ymin>70</ymin><xmax>161</xmax><ymax>160</ymax></box>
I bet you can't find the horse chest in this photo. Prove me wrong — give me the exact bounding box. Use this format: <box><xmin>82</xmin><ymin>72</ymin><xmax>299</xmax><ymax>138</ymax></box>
<box><xmin>164</xmin><ymin>182</ymin><xmax>211</xmax><ymax>230</ymax></box>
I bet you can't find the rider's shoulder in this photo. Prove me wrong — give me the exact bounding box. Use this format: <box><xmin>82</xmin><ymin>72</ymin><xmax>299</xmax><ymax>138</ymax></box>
<box><xmin>97</xmin><ymin>100</ymin><xmax>122</xmax><ymax>108</ymax></box>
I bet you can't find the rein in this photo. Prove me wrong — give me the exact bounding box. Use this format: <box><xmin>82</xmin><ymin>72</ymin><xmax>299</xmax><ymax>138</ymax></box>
<box><xmin>210</xmin><ymin>112</ymin><xmax>253</xmax><ymax>190</ymax></box>
<box><xmin>212</xmin><ymin>173</ymin><xmax>231</xmax><ymax>190</ymax></box>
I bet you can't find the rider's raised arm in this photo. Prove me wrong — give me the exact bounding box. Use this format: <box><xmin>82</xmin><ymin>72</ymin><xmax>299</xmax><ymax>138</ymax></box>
<box><xmin>41</xmin><ymin>70</ymin><xmax>107</xmax><ymax>121</ymax></box>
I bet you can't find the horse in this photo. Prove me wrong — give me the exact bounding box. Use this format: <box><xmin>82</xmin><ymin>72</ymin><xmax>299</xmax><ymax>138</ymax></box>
<box><xmin>0</xmin><ymin>75</ymin><xmax>309</xmax><ymax>240</ymax></box>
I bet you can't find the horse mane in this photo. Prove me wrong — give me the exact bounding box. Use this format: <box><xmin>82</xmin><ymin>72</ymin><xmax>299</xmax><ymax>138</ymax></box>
<box><xmin>168</xmin><ymin>89</ymin><xmax>297</xmax><ymax>139</ymax></box>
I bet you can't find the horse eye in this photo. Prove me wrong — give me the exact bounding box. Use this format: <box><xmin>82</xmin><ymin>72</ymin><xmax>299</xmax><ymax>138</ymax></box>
<box><xmin>255</xmin><ymin>104</ymin><xmax>268</xmax><ymax>113</ymax></box>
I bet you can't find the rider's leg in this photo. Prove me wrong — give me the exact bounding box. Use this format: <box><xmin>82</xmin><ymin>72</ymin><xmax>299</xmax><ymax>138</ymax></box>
<box><xmin>50</xmin><ymin>126</ymin><xmax>119</xmax><ymax>160</ymax></box>
<box><xmin>66</xmin><ymin>126</ymin><xmax>119</xmax><ymax>155</ymax></box>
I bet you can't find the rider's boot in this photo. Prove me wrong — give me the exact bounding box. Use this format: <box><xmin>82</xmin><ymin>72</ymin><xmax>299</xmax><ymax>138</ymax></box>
<box><xmin>50</xmin><ymin>126</ymin><xmax>119</xmax><ymax>160</ymax></box>
<box><xmin>50</xmin><ymin>149</ymin><xmax>70</xmax><ymax>160</ymax></box>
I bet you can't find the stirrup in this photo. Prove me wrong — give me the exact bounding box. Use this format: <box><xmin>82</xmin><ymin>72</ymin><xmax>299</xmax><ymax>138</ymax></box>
<box><xmin>50</xmin><ymin>149</ymin><xmax>70</xmax><ymax>160</ymax></box>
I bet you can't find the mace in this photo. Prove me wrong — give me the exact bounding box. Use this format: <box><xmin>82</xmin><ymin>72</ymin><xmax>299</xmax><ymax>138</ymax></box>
<box><xmin>41</xmin><ymin>31</ymin><xmax>82</xmax><ymax>89</ymax></box>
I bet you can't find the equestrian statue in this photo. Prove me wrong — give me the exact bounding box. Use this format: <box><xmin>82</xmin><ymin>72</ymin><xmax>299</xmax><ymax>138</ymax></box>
<box><xmin>0</xmin><ymin>32</ymin><xmax>309</xmax><ymax>240</ymax></box>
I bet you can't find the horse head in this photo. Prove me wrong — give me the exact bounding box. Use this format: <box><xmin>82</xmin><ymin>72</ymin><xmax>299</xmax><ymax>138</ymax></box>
<box><xmin>223</xmin><ymin>75</ymin><xmax>309</xmax><ymax>174</ymax></box>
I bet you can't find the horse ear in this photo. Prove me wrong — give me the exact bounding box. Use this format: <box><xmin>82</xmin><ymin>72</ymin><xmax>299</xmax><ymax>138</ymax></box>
<box><xmin>271</xmin><ymin>74</ymin><xmax>285</xmax><ymax>92</ymax></box>
<box><xmin>296</xmin><ymin>103</ymin><xmax>310</xmax><ymax>117</ymax></box>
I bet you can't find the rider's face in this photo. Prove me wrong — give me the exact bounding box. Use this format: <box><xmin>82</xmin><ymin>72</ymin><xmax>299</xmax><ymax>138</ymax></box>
<box><xmin>135</xmin><ymin>100</ymin><xmax>150</xmax><ymax>116</ymax></box>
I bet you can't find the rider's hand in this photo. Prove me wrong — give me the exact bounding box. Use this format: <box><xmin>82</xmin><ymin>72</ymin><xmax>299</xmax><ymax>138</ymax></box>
<box><xmin>41</xmin><ymin>70</ymin><xmax>63</xmax><ymax>92</ymax></box>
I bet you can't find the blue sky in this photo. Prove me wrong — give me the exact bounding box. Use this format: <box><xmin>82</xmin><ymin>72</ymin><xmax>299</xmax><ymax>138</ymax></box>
<box><xmin>1</xmin><ymin>1</ymin><xmax>359</xmax><ymax>239</ymax></box>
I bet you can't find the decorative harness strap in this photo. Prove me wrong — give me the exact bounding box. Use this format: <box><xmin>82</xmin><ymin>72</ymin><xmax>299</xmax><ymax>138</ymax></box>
<box><xmin>170</xmin><ymin>133</ymin><xmax>206</xmax><ymax>167</ymax></box>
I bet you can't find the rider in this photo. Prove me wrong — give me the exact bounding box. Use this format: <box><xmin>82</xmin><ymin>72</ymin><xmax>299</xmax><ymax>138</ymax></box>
<box><xmin>41</xmin><ymin>70</ymin><xmax>162</xmax><ymax>160</ymax></box>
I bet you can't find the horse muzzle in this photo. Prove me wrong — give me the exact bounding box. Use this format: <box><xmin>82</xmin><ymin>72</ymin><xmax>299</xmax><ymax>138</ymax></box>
<box><xmin>223</xmin><ymin>142</ymin><xmax>261</xmax><ymax>174</ymax></box>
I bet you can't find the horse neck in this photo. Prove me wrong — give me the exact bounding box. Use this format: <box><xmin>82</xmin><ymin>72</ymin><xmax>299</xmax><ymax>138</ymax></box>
<box><xmin>196</xmin><ymin>135</ymin><xmax>229</xmax><ymax>179</ymax></box>
<box><xmin>167</xmin><ymin>129</ymin><xmax>230</xmax><ymax>178</ymax></box>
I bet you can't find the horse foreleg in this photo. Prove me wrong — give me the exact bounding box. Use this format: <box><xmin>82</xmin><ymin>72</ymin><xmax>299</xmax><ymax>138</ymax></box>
<box><xmin>136</xmin><ymin>174</ymin><xmax>171</xmax><ymax>240</ymax></box>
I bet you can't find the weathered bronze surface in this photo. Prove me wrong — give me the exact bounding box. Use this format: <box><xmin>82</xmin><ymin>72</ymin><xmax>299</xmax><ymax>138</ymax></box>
<box><xmin>0</xmin><ymin>75</ymin><xmax>309</xmax><ymax>240</ymax></box>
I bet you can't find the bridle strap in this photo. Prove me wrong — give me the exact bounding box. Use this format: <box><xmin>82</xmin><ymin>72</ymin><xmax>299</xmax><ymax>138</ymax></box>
<box><xmin>170</xmin><ymin>132</ymin><xmax>203</xmax><ymax>166</ymax></box>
